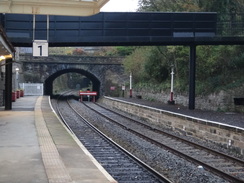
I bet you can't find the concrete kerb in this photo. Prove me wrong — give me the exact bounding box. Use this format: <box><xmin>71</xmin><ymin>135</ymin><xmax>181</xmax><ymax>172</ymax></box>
<box><xmin>48</xmin><ymin>96</ymin><xmax>118</xmax><ymax>183</ymax></box>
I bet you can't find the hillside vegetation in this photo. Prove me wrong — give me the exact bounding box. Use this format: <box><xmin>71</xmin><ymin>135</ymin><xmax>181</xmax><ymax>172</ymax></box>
<box><xmin>119</xmin><ymin>0</ymin><xmax>244</xmax><ymax>95</ymax></box>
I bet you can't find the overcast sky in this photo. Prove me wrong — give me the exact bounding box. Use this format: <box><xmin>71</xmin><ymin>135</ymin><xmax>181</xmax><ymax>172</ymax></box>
<box><xmin>101</xmin><ymin>0</ymin><xmax>139</xmax><ymax>12</ymax></box>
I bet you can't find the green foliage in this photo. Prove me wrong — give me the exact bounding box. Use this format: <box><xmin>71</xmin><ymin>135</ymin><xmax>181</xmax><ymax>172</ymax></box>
<box><xmin>138</xmin><ymin>0</ymin><xmax>200</xmax><ymax>12</ymax></box>
<box><xmin>123</xmin><ymin>44</ymin><xmax>244</xmax><ymax>95</ymax></box>
<box><xmin>102</xmin><ymin>46</ymin><xmax>136</xmax><ymax>56</ymax></box>
<box><xmin>116</xmin><ymin>46</ymin><xmax>135</xmax><ymax>56</ymax></box>
<box><xmin>167</xmin><ymin>46</ymin><xmax>189</xmax><ymax>82</ymax></box>
<box><xmin>123</xmin><ymin>46</ymin><xmax>171</xmax><ymax>83</ymax></box>
<box><xmin>123</xmin><ymin>46</ymin><xmax>149</xmax><ymax>83</ymax></box>
<box><xmin>195</xmin><ymin>45</ymin><xmax>244</xmax><ymax>94</ymax></box>
<box><xmin>143</xmin><ymin>47</ymin><xmax>169</xmax><ymax>83</ymax></box>
<box><xmin>123</xmin><ymin>45</ymin><xmax>191</xmax><ymax>91</ymax></box>
<box><xmin>198</xmin><ymin>0</ymin><xmax>244</xmax><ymax>13</ymax></box>
<box><xmin>138</xmin><ymin>0</ymin><xmax>244</xmax><ymax>36</ymax></box>
<box><xmin>123</xmin><ymin>1</ymin><xmax>244</xmax><ymax>96</ymax></box>
<box><xmin>49</xmin><ymin>47</ymin><xmax>74</xmax><ymax>55</ymax></box>
<box><xmin>138</xmin><ymin>0</ymin><xmax>244</xmax><ymax>13</ymax></box>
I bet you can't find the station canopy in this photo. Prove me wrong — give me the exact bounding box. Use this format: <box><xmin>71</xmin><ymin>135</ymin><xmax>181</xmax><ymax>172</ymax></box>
<box><xmin>0</xmin><ymin>0</ymin><xmax>109</xmax><ymax>58</ymax></box>
<box><xmin>0</xmin><ymin>0</ymin><xmax>109</xmax><ymax>16</ymax></box>
<box><xmin>0</xmin><ymin>26</ymin><xmax>14</xmax><ymax>58</ymax></box>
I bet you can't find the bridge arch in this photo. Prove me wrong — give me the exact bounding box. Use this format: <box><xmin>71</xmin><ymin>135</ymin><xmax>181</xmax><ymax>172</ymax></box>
<box><xmin>44</xmin><ymin>68</ymin><xmax>101</xmax><ymax>98</ymax></box>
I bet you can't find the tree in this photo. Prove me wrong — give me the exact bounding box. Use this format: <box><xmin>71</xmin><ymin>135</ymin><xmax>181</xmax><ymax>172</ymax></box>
<box><xmin>131</xmin><ymin>0</ymin><xmax>244</xmax><ymax>95</ymax></box>
<box><xmin>143</xmin><ymin>47</ymin><xmax>169</xmax><ymax>83</ymax></box>
<box><xmin>123</xmin><ymin>47</ymin><xmax>149</xmax><ymax>83</ymax></box>
<box><xmin>138</xmin><ymin>0</ymin><xmax>200</xmax><ymax>12</ymax></box>
<box><xmin>138</xmin><ymin>0</ymin><xmax>244</xmax><ymax>13</ymax></box>
<box><xmin>116</xmin><ymin>46</ymin><xmax>135</xmax><ymax>56</ymax></box>
<box><xmin>123</xmin><ymin>46</ymin><xmax>175</xmax><ymax>84</ymax></box>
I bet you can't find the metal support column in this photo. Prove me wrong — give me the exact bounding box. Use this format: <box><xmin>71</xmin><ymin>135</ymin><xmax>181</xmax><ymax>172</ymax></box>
<box><xmin>189</xmin><ymin>45</ymin><xmax>196</xmax><ymax>110</ymax></box>
<box><xmin>5</xmin><ymin>58</ymin><xmax>12</xmax><ymax>110</ymax></box>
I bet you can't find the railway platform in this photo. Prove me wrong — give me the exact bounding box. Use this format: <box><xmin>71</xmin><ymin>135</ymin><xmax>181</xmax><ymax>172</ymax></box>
<box><xmin>0</xmin><ymin>96</ymin><xmax>117</xmax><ymax>183</ymax></box>
<box><xmin>116</xmin><ymin>97</ymin><xmax>244</xmax><ymax>128</ymax></box>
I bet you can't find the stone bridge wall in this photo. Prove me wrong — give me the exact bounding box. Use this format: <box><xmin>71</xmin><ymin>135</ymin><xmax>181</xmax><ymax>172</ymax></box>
<box><xmin>17</xmin><ymin>54</ymin><xmax>127</xmax><ymax>96</ymax></box>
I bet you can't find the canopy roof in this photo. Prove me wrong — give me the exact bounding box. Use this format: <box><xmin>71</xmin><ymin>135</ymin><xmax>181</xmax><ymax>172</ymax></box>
<box><xmin>0</xmin><ymin>0</ymin><xmax>109</xmax><ymax>16</ymax></box>
<box><xmin>0</xmin><ymin>25</ymin><xmax>15</xmax><ymax>57</ymax></box>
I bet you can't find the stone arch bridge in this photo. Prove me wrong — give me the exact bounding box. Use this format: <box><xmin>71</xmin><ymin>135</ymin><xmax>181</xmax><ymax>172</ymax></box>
<box><xmin>18</xmin><ymin>54</ymin><xmax>126</xmax><ymax>98</ymax></box>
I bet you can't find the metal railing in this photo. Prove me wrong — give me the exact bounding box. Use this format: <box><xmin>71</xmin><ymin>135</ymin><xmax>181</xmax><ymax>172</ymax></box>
<box><xmin>19</xmin><ymin>83</ymin><xmax>43</xmax><ymax>96</ymax></box>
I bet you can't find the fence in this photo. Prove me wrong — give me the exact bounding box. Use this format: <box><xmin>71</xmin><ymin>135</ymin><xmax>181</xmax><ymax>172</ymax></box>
<box><xmin>217</xmin><ymin>13</ymin><xmax>244</xmax><ymax>37</ymax></box>
<box><xmin>19</xmin><ymin>83</ymin><xmax>43</xmax><ymax>96</ymax></box>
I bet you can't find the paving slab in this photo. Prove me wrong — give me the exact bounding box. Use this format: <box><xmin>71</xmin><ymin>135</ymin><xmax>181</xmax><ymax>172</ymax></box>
<box><xmin>0</xmin><ymin>96</ymin><xmax>48</xmax><ymax>183</ymax></box>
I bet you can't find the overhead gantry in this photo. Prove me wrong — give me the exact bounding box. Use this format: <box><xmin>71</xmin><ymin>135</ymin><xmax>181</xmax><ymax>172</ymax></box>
<box><xmin>0</xmin><ymin>0</ymin><xmax>109</xmax><ymax>16</ymax></box>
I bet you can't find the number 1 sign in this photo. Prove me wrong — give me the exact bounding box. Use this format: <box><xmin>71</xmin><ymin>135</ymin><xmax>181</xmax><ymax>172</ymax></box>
<box><xmin>33</xmin><ymin>40</ymin><xmax>48</xmax><ymax>57</ymax></box>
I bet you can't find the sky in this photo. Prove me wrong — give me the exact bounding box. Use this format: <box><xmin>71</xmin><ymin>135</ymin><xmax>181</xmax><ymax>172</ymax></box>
<box><xmin>101</xmin><ymin>0</ymin><xmax>139</xmax><ymax>12</ymax></box>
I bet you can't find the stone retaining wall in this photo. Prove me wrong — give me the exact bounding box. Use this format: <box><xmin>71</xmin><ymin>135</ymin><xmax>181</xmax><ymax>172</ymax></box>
<box><xmin>133</xmin><ymin>84</ymin><xmax>244</xmax><ymax>112</ymax></box>
<box><xmin>101</xmin><ymin>97</ymin><xmax>244</xmax><ymax>156</ymax></box>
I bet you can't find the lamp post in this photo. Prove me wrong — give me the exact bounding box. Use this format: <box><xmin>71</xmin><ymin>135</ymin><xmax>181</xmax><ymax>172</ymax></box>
<box><xmin>15</xmin><ymin>67</ymin><xmax>19</xmax><ymax>91</ymax></box>
<box><xmin>122</xmin><ymin>84</ymin><xmax>125</xmax><ymax>98</ymax></box>
<box><xmin>168</xmin><ymin>66</ymin><xmax>175</xmax><ymax>105</ymax></box>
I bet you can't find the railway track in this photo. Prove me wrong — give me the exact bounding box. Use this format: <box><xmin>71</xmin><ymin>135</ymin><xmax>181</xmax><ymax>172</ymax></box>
<box><xmin>55</xmin><ymin>96</ymin><xmax>172</xmax><ymax>183</ymax></box>
<box><xmin>82</xmin><ymin>102</ymin><xmax>244</xmax><ymax>183</ymax></box>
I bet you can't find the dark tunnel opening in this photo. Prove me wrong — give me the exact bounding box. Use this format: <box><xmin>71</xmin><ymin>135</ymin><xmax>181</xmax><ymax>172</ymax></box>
<box><xmin>44</xmin><ymin>68</ymin><xmax>100</xmax><ymax>99</ymax></box>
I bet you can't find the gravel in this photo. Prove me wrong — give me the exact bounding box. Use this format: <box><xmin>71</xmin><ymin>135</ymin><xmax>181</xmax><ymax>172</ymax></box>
<box><xmin>66</xmin><ymin>99</ymin><xmax>230</xmax><ymax>183</ymax></box>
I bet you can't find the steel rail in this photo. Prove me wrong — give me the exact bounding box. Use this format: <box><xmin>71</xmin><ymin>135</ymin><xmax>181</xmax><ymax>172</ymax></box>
<box><xmin>67</xmin><ymin>99</ymin><xmax>173</xmax><ymax>183</ymax></box>
<box><xmin>96</xmin><ymin>103</ymin><xmax>244</xmax><ymax>166</ymax></box>
<box><xmin>55</xmin><ymin>95</ymin><xmax>172</xmax><ymax>183</ymax></box>
<box><xmin>83</xmin><ymin>102</ymin><xmax>244</xmax><ymax>183</ymax></box>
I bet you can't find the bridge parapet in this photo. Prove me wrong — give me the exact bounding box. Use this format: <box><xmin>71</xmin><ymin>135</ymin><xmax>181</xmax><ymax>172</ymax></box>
<box><xmin>17</xmin><ymin>54</ymin><xmax>126</xmax><ymax>97</ymax></box>
<box><xmin>19</xmin><ymin>54</ymin><xmax>124</xmax><ymax>65</ymax></box>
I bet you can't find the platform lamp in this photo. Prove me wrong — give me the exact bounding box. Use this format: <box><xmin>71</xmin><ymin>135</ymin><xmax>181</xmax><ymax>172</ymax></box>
<box><xmin>15</xmin><ymin>67</ymin><xmax>19</xmax><ymax>91</ymax></box>
<box><xmin>0</xmin><ymin>55</ymin><xmax>5</xmax><ymax>61</ymax></box>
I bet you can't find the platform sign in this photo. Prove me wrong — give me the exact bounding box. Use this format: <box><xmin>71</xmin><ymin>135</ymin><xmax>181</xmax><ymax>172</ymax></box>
<box><xmin>33</xmin><ymin>40</ymin><xmax>48</xmax><ymax>57</ymax></box>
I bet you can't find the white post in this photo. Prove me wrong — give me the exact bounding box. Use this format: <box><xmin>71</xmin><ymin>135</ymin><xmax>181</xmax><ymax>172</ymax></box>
<box><xmin>168</xmin><ymin>66</ymin><xmax>175</xmax><ymax>104</ymax></box>
<box><xmin>129</xmin><ymin>72</ymin><xmax>132</xmax><ymax>98</ymax></box>
<box><xmin>171</xmin><ymin>67</ymin><xmax>174</xmax><ymax>96</ymax></box>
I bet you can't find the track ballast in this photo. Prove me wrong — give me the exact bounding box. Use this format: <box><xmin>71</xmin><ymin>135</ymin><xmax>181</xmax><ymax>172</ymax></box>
<box><xmin>55</xmin><ymin>97</ymin><xmax>171</xmax><ymax>183</ymax></box>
